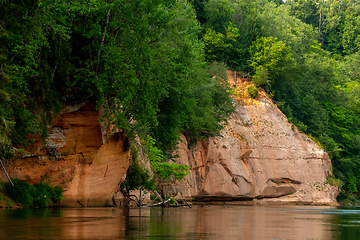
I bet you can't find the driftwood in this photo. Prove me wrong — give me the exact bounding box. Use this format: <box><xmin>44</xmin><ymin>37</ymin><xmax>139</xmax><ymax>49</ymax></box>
<box><xmin>149</xmin><ymin>197</ymin><xmax>171</xmax><ymax>206</ymax></box>
<box><xmin>151</xmin><ymin>190</ymin><xmax>164</xmax><ymax>204</ymax></box>
<box><xmin>170</xmin><ymin>203</ymin><xmax>192</xmax><ymax>208</ymax></box>
<box><xmin>146</xmin><ymin>198</ymin><xmax>192</xmax><ymax>208</ymax></box>
<box><xmin>128</xmin><ymin>194</ymin><xmax>141</xmax><ymax>207</ymax></box>
<box><xmin>147</xmin><ymin>191</ymin><xmax>192</xmax><ymax>208</ymax></box>
<box><xmin>121</xmin><ymin>190</ymin><xmax>141</xmax><ymax>207</ymax></box>
<box><xmin>123</xmin><ymin>190</ymin><xmax>191</xmax><ymax>208</ymax></box>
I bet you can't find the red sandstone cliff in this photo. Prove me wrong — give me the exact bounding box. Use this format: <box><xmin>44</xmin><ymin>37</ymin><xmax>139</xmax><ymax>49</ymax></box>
<box><xmin>0</xmin><ymin>72</ymin><xmax>339</xmax><ymax>206</ymax></box>
<box><xmin>0</xmin><ymin>101</ymin><xmax>132</xmax><ymax>207</ymax></box>
<box><xmin>171</xmin><ymin>71</ymin><xmax>339</xmax><ymax>205</ymax></box>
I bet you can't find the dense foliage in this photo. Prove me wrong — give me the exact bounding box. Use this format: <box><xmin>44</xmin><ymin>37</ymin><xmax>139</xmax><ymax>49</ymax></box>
<box><xmin>1</xmin><ymin>179</ymin><xmax>63</xmax><ymax>208</ymax></box>
<box><xmin>120</xmin><ymin>152</ymin><xmax>156</xmax><ymax>194</ymax></box>
<box><xmin>190</xmin><ymin>0</ymin><xmax>360</xmax><ymax>200</ymax></box>
<box><xmin>0</xmin><ymin>0</ymin><xmax>234</xmax><ymax>187</ymax></box>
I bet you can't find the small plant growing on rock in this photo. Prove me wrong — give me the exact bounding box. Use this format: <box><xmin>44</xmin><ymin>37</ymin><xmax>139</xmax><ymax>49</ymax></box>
<box><xmin>143</xmin><ymin>135</ymin><xmax>190</xmax><ymax>182</ymax></box>
<box><xmin>247</xmin><ymin>86</ymin><xmax>259</xmax><ymax>99</ymax></box>
<box><xmin>169</xmin><ymin>197</ymin><xmax>177</xmax><ymax>204</ymax></box>
<box><xmin>326</xmin><ymin>176</ymin><xmax>342</xmax><ymax>187</ymax></box>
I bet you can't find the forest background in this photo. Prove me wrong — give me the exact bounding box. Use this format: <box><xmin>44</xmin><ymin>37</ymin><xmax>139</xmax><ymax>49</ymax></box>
<box><xmin>1</xmin><ymin>0</ymin><xmax>360</xmax><ymax>202</ymax></box>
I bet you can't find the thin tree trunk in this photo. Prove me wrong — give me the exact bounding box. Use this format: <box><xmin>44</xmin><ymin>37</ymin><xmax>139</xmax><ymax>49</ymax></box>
<box><xmin>319</xmin><ymin>10</ymin><xmax>322</xmax><ymax>33</ymax></box>
<box><xmin>139</xmin><ymin>187</ymin><xmax>143</xmax><ymax>205</ymax></box>
<box><xmin>97</xmin><ymin>8</ymin><xmax>111</xmax><ymax>66</ymax></box>
<box><xmin>0</xmin><ymin>157</ymin><xmax>13</xmax><ymax>186</ymax></box>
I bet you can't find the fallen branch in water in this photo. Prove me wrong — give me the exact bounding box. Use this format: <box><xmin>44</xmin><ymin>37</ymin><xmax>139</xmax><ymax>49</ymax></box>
<box><xmin>148</xmin><ymin>198</ymin><xmax>171</xmax><ymax>206</ymax></box>
<box><xmin>128</xmin><ymin>195</ymin><xmax>141</xmax><ymax>207</ymax></box>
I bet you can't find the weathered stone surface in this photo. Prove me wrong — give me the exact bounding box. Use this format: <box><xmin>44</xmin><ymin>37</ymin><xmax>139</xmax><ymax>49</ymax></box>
<box><xmin>172</xmin><ymin>71</ymin><xmax>339</xmax><ymax>205</ymax></box>
<box><xmin>61</xmin><ymin>132</ymin><xmax>131</xmax><ymax>207</ymax></box>
<box><xmin>0</xmin><ymin>102</ymin><xmax>132</xmax><ymax>207</ymax></box>
<box><xmin>0</xmin><ymin>71</ymin><xmax>340</xmax><ymax>206</ymax></box>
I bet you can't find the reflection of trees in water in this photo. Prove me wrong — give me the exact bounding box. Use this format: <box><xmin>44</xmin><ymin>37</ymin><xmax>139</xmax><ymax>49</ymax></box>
<box><xmin>330</xmin><ymin>208</ymin><xmax>360</xmax><ymax>240</ymax></box>
<box><xmin>0</xmin><ymin>208</ymin><xmax>61</xmax><ymax>239</ymax></box>
<box><xmin>125</xmin><ymin>207</ymin><xmax>188</xmax><ymax>238</ymax></box>
<box><xmin>124</xmin><ymin>207</ymin><xmax>130</xmax><ymax>237</ymax></box>
<box><xmin>1</xmin><ymin>206</ymin><xmax>357</xmax><ymax>239</ymax></box>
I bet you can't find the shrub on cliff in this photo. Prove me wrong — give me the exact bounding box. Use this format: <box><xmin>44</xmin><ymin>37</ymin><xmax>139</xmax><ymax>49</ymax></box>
<box><xmin>143</xmin><ymin>135</ymin><xmax>190</xmax><ymax>183</ymax></box>
<box><xmin>121</xmin><ymin>135</ymin><xmax>190</xmax><ymax>201</ymax></box>
<box><xmin>247</xmin><ymin>86</ymin><xmax>259</xmax><ymax>99</ymax></box>
<box><xmin>120</xmin><ymin>153</ymin><xmax>156</xmax><ymax>194</ymax></box>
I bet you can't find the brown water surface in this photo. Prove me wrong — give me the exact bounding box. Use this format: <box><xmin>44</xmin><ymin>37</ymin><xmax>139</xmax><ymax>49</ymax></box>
<box><xmin>0</xmin><ymin>205</ymin><xmax>359</xmax><ymax>239</ymax></box>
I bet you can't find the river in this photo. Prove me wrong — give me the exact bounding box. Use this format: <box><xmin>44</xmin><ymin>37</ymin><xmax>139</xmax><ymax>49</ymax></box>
<box><xmin>0</xmin><ymin>205</ymin><xmax>359</xmax><ymax>239</ymax></box>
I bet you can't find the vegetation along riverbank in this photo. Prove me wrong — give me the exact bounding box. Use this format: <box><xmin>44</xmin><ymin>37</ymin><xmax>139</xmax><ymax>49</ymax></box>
<box><xmin>1</xmin><ymin>0</ymin><xmax>360</xmax><ymax>206</ymax></box>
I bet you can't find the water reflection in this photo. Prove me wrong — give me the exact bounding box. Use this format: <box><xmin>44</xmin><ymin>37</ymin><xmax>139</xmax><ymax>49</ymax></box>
<box><xmin>1</xmin><ymin>205</ymin><xmax>360</xmax><ymax>239</ymax></box>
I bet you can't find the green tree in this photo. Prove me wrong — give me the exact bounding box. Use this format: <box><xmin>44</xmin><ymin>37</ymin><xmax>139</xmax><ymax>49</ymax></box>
<box><xmin>188</xmin><ymin>0</ymin><xmax>209</xmax><ymax>24</ymax></box>
<box><xmin>0</xmin><ymin>0</ymin><xmax>76</xmax><ymax>156</ymax></box>
<box><xmin>259</xmin><ymin>1</ymin><xmax>317</xmax><ymax>57</ymax></box>
<box><xmin>204</xmin><ymin>0</ymin><xmax>234</xmax><ymax>33</ymax></box>
<box><xmin>143</xmin><ymin>135</ymin><xmax>190</xmax><ymax>182</ymax></box>
<box><xmin>203</xmin><ymin>22</ymin><xmax>240</xmax><ymax>62</ymax></box>
<box><xmin>249</xmin><ymin>37</ymin><xmax>293</xmax><ymax>88</ymax></box>
<box><xmin>342</xmin><ymin>6</ymin><xmax>360</xmax><ymax>55</ymax></box>
<box><xmin>286</xmin><ymin>0</ymin><xmax>319</xmax><ymax>29</ymax></box>
<box><xmin>120</xmin><ymin>153</ymin><xmax>156</xmax><ymax>194</ymax></box>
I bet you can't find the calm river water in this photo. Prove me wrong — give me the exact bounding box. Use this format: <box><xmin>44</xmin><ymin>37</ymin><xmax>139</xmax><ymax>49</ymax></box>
<box><xmin>0</xmin><ymin>205</ymin><xmax>359</xmax><ymax>240</ymax></box>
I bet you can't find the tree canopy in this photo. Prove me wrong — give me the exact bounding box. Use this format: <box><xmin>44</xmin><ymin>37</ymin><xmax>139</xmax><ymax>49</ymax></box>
<box><xmin>0</xmin><ymin>0</ymin><xmax>235</xmax><ymax>187</ymax></box>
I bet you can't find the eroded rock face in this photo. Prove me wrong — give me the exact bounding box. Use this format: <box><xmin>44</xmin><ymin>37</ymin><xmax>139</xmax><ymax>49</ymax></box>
<box><xmin>0</xmin><ymin>102</ymin><xmax>132</xmax><ymax>207</ymax></box>
<box><xmin>172</xmin><ymin>72</ymin><xmax>339</xmax><ymax>205</ymax></box>
<box><xmin>0</xmin><ymin>73</ymin><xmax>339</xmax><ymax>206</ymax></box>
